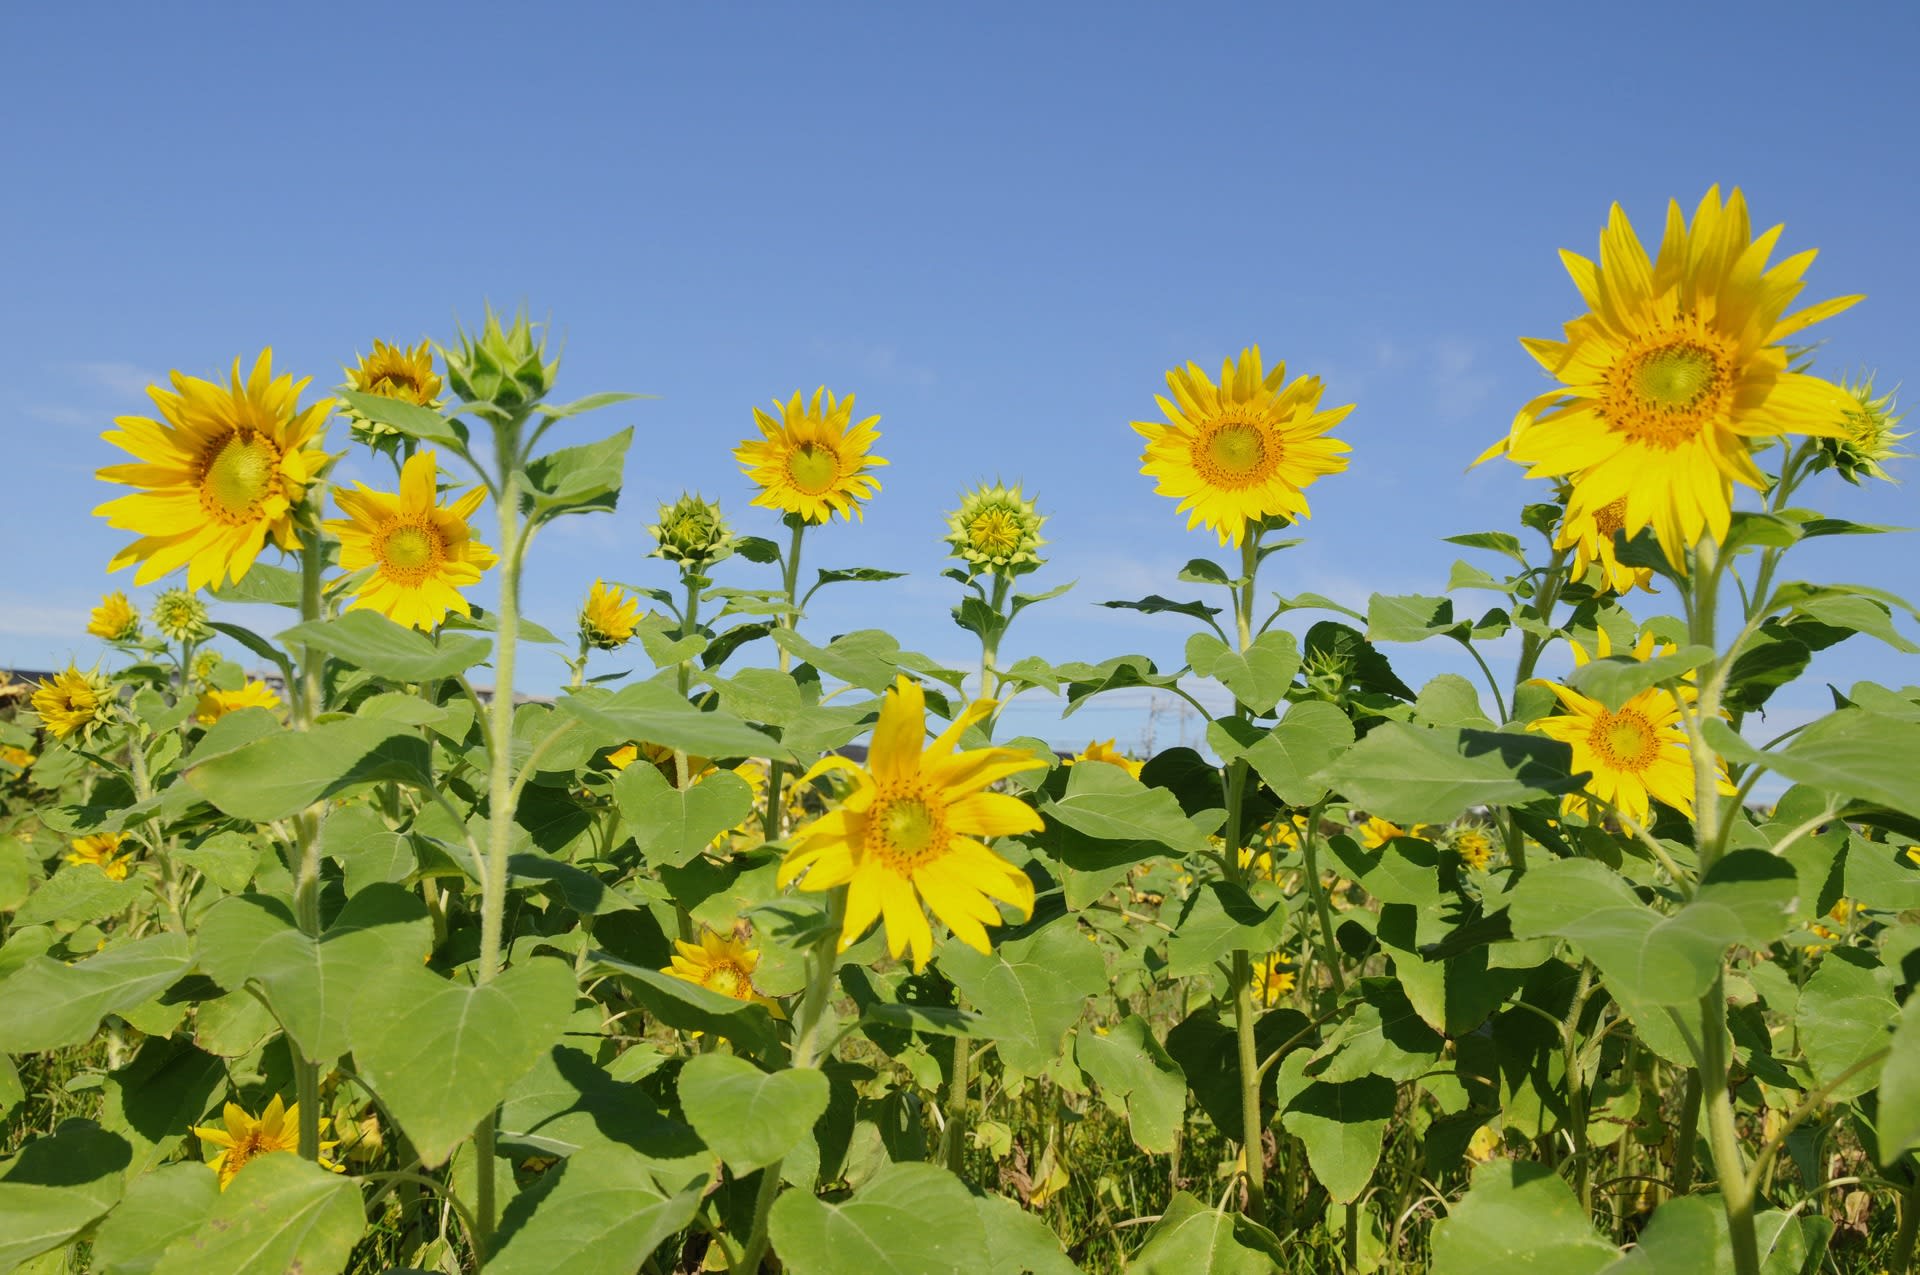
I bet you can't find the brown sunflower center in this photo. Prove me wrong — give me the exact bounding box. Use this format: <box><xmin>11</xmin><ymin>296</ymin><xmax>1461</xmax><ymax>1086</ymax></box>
<box><xmin>1193</xmin><ymin>416</ymin><xmax>1281</xmax><ymax>488</ymax></box>
<box><xmin>1594</xmin><ymin>497</ymin><xmax>1628</xmax><ymax>538</ymax></box>
<box><xmin>1603</xmin><ymin>332</ymin><xmax>1734</xmax><ymax>450</ymax></box>
<box><xmin>786</xmin><ymin>443</ymin><xmax>841</xmax><ymax>495</ymax></box>
<box><xmin>867</xmin><ymin>789</ymin><xmax>949</xmax><ymax>872</ymax></box>
<box><xmin>376</xmin><ymin>520</ymin><xmax>445</xmax><ymax>585</ymax></box>
<box><xmin>200</xmin><ymin>432</ymin><xmax>283</xmax><ymax>523</ymax></box>
<box><xmin>370</xmin><ymin>369</ymin><xmax>426</xmax><ymax>402</ymax></box>
<box><xmin>1590</xmin><ymin>707</ymin><xmax>1658</xmax><ymax>773</ymax></box>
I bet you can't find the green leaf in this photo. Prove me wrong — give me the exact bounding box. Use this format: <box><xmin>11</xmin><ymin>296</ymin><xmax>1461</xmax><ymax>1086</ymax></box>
<box><xmin>1278</xmin><ymin>1065</ymin><xmax>1395</xmax><ymax>1204</ymax></box>
<box><xmin>1039</xmin><ymin>760</ymin><xmax>1212</xmax><ymax>856</ymax></box>
<box><xmin>1313</xmin><ymin>722</ymin><xmax>1579</xmax><ymax>825</ymax></box>
<box><xmin>280</xmin><ymin>609</ymin><xmax>491</xmax><ymax>680</ymax></box>
<box><xmin>1430</xmin><ymin>1161</ymin><xmax>1616</xmax><ymax>1275</ymax></box>
<box><xmin>1129</xmin><ymin>1190</ymin><xmax>1287</xmax><ymax>1274</ymax></box>
<box><xmin>207</xmin><ymin>621</ymin><xmax>294</xmax><ymax>684</ymax></box>
<box><xmin>91</xmin><ymin>1163</ymin><xmax>219</xmax><ymax>1275</ymax></box>
<box><xmin>149</xmin><ymin>1153</ymin><xmax>364</xmax><ymax>1275</ymax></box>
<box><xmin>1709</xmin><ymin>710</ymin><xmax>1920</xmax><ymax>817</ymax></box>
<box><xmin>1308</xmin><ymin>977</ymin><xmax>1444</xmax><ymax>1083</ymax></box>
<box><xmin>1443</xmin><ymin>531</ymin><xmax>1529</xmax><ymax>564</ymax></box>
<box><xmin>1797</xmin><ymin>949</ymin><xmax>1895</xmax><ymax>1103</ymax></box>
<box><xmin>1054</xmin><ymin>654</ymin><xmax>1182</xmax><ymax>713</ymax></box>
<box><xmin>186</xmin><ymin>718</ymin><xmax>433</xmax><ymax>821</ymax></box>
<box><xmin>768</xmin><ymin>1161</ymin><xmax>987</xmax><ymax>1275</ymax></box>
<box><xmin>1596</xmin><ymin>1195</ymin><xmax>1721</xmax><ymax>1273</ymax></box>
<box><xmin>1098</xmin><ymin>594</ymin><xmax>1223</xmax><ymax>628</ymax></box>
<box><xmin>676</xmin><ymin>1053</ymin><xmax>830</xmax><ymax>1172</ymax></box>
<box><xmin>0</xmin><ymin>933</ymin><xmax>191</xmax><ymax>1053</ymax></box>
<box><xmin>498</xmin><ymin>1044</ymin><xmax>704</xmax><ymax>1178</ymax></box>
<box><xmin>0</xmin><ymin>1119</ymin><xmax>132</xmax><ymax>1271</ymax></box>
<box><xmin>206</xmin><ymin>563</ymin><xmax>301</xmax><ymax>607</ymax></box>
<box><xmin>489</xmin><ymin>1143</ymin><xmax>704</xmax><ymax>1275</ymax></box>
<box><xmin>1218</xmin><ymin>700</ymin><xmax>1355</xmax><ymax>807</ymax></box>
<box><xmin>587</xmin><ymin>953</ymin><xmax>781</xmax><ymax>1055</ymax></box>
<box><xmin>321</xmin><ymin>803</ymin><xmax>415</xmax><ymax>895</ymax></box>
<box><xmin>1875</xmin><ymin>995</ymin><xmax>1920</xmax><ymax>1164</ymax></box>
<box><xmin>101</xmin><ymin>1036</ymin><xmax>226</xmax><ymax>1175</ymax></box>
<box><xmin>337</xmin><ymin>386</ymin><xmax>467</xmax><ymax>446</ymax></box>
<box><xmin>1564</xmin><ymin>646</ymin><xmax>1715</xmax><ymax>712</ymax></box>
<box><xmin>1165</xmin><ymin>880</ymin><xmax>1289</xmax><ymax>978</ymax></box>
<box><xmin>554</xmin><ymin>678</ymin><xmax>789</xmax><ymax>763</ymax></box>
<box><xmin>1367</xmin><ymin>592</ymin><xmax>1457</xmax><ymax>643</ymax></box>
<box><xmin>942</xmin><ymin>919</ymin><xmax>1107</xmax><ymax>1074</ymax></box>
<box><xmin>174</xmin><ymin>831</ymin><xmax>263</xmax><ymax>894</ymax></box>
<box><xmin>612</xmin><ymin>761</ymin><xmax>754</xmax><ymax>868</ymax></box>
<box><xmin>1074</xmin><ymin>1014</ymin><xmax>1186</xmax><ymax>1155</ymax></box>
<box><xmin>195</xmin><ymin>885</ymin><xmax>431</xmax><ymax>1064</ymax></box>
<box><xmin>12</xmin><ymin>867</ymin><xmax>144</xmax><ymax>927</ymax></box>
<box><xmin>1185</xmin><ymin>631</ymin><xmax>1300</xmax><ymax>714</ymax></box>
<box><xmin>351</xmin><ymin>958</ymin><xmax>578</xmax><ymax>1166</ymax></box>
<box><xmin>536</xmin><ymin>390</ymin><xmax>651</xmax><ymax>421</ymax></box>
<box><xmin>977</xmin><ymin>1194</ymin><xmax>1078</xmax><ymax>1275</ymax></box>
<box><xmin>523</xmin><ymin>426</ymin><xmax>633</xmax><ymax>518</ymax></box>
<box><xmin>769</xmin><ymin>628</ymin><xmax>964</xmax><ymax>695</ymax></box>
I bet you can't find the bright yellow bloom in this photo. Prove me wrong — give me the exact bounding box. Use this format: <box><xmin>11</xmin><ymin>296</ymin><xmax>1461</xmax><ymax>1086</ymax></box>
<box><xmin>734</xmin><ymin>387</ymin><xmax>887</xmax><ymax>523</ymax></box>
<box><xmin>191</xmin><ymin>1096</ymin><xmax>339</xmax><ymax>1190</ymax></box>
<box><xmin>1356</xmin><ymin>815</ymin><xmax>1404</xmax><ymax>850</ymax></box>
<box><xmin>344</xmin><ymin>339</ymin><xmax>443</xmax><ymax>439</ymax></box>
<box><xmin>946</xmin><ymin>482</ymin><xmax>1047</xmax><ymax>574</ymax></box>
<box><xmin>87</xmin><ymin>592</ymin><xmax>140</xmax><ymax>641</ymax></box>
<box><xmin>779</xmin><ymin>676</ymin><xmax>1044</xmax><ymax>969</ymax></box>
<box><xmin>0</xmin><ymin>745</ymin><xmax>33</xmax><ymax>770</ymax></box>
<box><xmin>329</xmin><ymin>1110</ymin><xmax>384</xmax><ymax>1164</ymax></box>
<box><xmin>94</xmin><ymin>350</ymin><xmax>332</xmax><ymax>590</ymax></box>
<box><xmin>607</xmin><ymin>741</ymin><xmax>711</xmax><ymax>786</ymax></box>
<box><xmin>1066</xmin><ymin>738</ymin><xmax>1143</xmax><ymax>780</ymax></box>
<box><xmin>578</xmin><ymin>579</ymin><xmax>641</xmax><ymax>650</ymax></box>
<box><xmin>67</xmin><ymin>832</ymin><xmax>135</xmax><ymax>880</ymax></box>
<box><xmin>31</xmin><ymin>666</ymin><xmax>112</xmax><ymax>739</ymax></box>
<box><xmin>1487</xmin><ymin>188</ymin><xmax>1862</xmax><ymax>565</ymax></box>
<box><xmin>195</xmin><ymin>680</ymin><xmax>282</xmax><ymax>725</ymax></box>
<box><xmin>1556</xmin><ymin>497</ymin><xmax>1655</xmax><ymax>595</ymax></box>
<box><xmin>327</xmin><ymin>450</ymin><xmax>497</xmax><ymax>631</ymax></box>
<box><xmin>1451</xmin><ymin>826</ymin><xmax>1495</xmax><ymax>871</ymax></box>
<box><xmin>1266</xmin><ymin>814</ymin><xmax>1310</xmax><ymax>853</ymax></box>
<box><xmin>1258</xmin><ymin>953</ymin><xmax>1295</xmax><ymax>1006</ymax></box>
<box><xmin>1133</xmin><ymin>346</ymin><xmax>1353</xmax><ymax>547</ymax></box>
<box><xmin>662</xmin><ymin>929</ymin><xmax>783</xmax><ymax>1016</ymax></box>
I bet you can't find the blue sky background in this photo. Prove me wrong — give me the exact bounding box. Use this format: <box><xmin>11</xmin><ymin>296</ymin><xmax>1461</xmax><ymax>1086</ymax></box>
<box><xmin>3</xmin><ymin>2</ymin><xmax>1916</xmax><ymax>757</ymax></box>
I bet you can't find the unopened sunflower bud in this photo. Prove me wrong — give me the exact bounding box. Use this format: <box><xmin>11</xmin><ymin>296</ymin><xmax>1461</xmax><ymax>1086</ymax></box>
<box><xmin>443</xmin><ymin>307</ymin><xmax>560</xmax><ymax>416</ymax></box>
<box><xmin>578</xmin><ymin>579</ymin><xmax>641</xmax><ymax>651</ymax></box>
<box><xmin>151</xmin><ymin>588</ymin><xmax>210</xmax><ymax>642</ymax></box>
<box><xmin>86</xmin><ymin>592</ymin><xmax>141</xmax><ymax>642</ymax></box>
<box><xmin>1819</xmin><ymin>375</ymin><xmax>1908</xmax><ymax>484</ymax></box>
<box><xmin>945</xmin><ymin>481</ymin><xmax>1047</xmax><ymax>576</ymax></box>
<box><xmin>649</xmin><ymin>493</ymin><xmax>734</xmax><ymax>569</ymax></box>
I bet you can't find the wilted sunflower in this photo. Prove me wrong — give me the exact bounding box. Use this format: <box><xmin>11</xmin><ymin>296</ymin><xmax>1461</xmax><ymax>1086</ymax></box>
<box><xmin>662</xmin><ymin>929</ymin><xmax>783</xmax><ymax>1015</ymax></box>
<box><xmin>31</xmin><ymin>666</ymin><xmax>113</xmax><ymax>739</ymax></box>
<box><xmin>779</xmin><ymin>676</ymin><xmax>1044</xmax><ymax>969</ymax></box>
<box><xmin>66</xmin><ymin>832</ymin><xmax>135</xmax><ymax>880</ymax></box>
<box><xmin>946</xmin><ymin>482</ymin><xmax>1046</xmax><ymax>575</ymax></box>
<box><xmin>1065</xmin><ymin>738</ymin><xmax>1143</xmax><ymax>780</ymax></box>
<box><xmin>734</xmin><ymin>387</ymin><xmax>887</xmax><ymax>523</ymax></box>
<box><xmin>578</xmin><ymin>579</ymin><xmax>641</xmax><ymax>650</ymax></box>
<box><xmin>150</xmin><ymin>588</ymin><xmax>210</xmax><ymax>642</ymax></box>
<box><xmin>195</xmin><ymin>680</ymin><xmax>282</xmax><ymax>725</ymax></box>
<box><xmin>1556</xmin><ymin>497</ymin><xmax>1654</xmax><ymax>595</ymax></box>
<box><xmin>94</xmin><ymin>350</ymin><xmax>332</xmax><ymax>590</ymax></box>
<box><xmin>1486</xmin><ymin>187</ymin><xmax>1862</xmax><ymax>565</ymax></box>
<box><xmin>192</xmin><ymin>1096</ymin><xmax>339</xmax><ymax>1190</ymax></box>
<box><xmin>343</xmin><ymin>339</ymin><xmax>443</xmax><ymax>440</ymax></box>
<box><xmin>327</xmin><ymin>450</ymin><xmax>496</xmax><ymax>631</ymax></box>
<box><xmin>86</xmin><ymin>592</ymin><xmax>140</xmax><ymax>641</ymax></box>
<box><xmin>1133</xmin><ymin>346</ymin><xmax>1353</xmax><ymax>547</ymax></box>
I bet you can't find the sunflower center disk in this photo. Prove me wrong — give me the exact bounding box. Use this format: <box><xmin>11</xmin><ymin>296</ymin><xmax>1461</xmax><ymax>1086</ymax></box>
<box><xmin>377</xmin><ymin>522</ymin><xmax>444</xmax><ymax>584</ymax></box>
<box><xmin>786</xmin><ymin>444</ymin><xmax>840</xmax><ymax>495</ymax></box>
<box><xmin>1196</xmin><ymin>421</ymin><xmax>1278</xmax><ymax>489</ymax></box>
<box><xmin>1606</xmin><ymin>337</ymin><xmax>1729</xmax><ymax>450</ymax></box>
<box><xmin>705</xmin><ymin>962</ymin><xmax>746</xmax><ymax>998</ymax></box>
<box><xmin>1592</xmin><ymin>708</ymin><xmax>1657</xmax><ymax>772</ymax></box>
<box><xmin>1594</xmin><ymin>497</ymin><xmax>1628</xmax><ymax>538</ymax></box>
<box><xmin>870</xmin><ymin>792</ymin><xmax>948</xmax><ymax>871</ymax></box>
<box><xmin>201</xmin><ymin>433</ymin><xmax>282</xmax><ymax>522</ymax></box>
<box><xmin>968</xmin><ymin>509</ymin><xmax>1022</xmax><ymax>555</ymax></box>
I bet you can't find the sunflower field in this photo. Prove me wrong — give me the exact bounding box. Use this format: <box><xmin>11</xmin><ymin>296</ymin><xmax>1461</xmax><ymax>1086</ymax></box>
<box><xmin>2</xmin><ymin>188</ymin><xmax>1919</xmax><ymax>1275</ymax></box>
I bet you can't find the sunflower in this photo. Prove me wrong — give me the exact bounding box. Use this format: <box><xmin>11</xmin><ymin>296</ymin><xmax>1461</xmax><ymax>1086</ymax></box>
<box><xmin>86</xmin><ymin>592</ymin><xmax>140</xmax><ymax>642</ymax></box>
<box><xmin>195</xmin><ymin>680</ymin><xmax>283</xmax><ymax>725</ymax></box>
<box><xmin>1133</xmin><ymin>346</ymin><xmax>1353</xmax><ymax>547</ymax></box>
<box><xmin>327</xmin><ymin>450</ymin><xmax>497</xmax><ymax>631</ymax></box>
<box><xmin>191</xmin><ymin>1096</ymin><xmax>339</xmax><ymax>1190</ymax></box>
<box><xmin>0</xmin><ymin>745</ymin><xmax>33</xmax><ymax>770</ymax></box>
<box><xmin>1356</xmin><ymin>815</ymin><xmax>1404</xmax><ymax>850</ymax></box>
<box><xmin>151</xmin><ymin>588</ymin><xmax>210</xmax><ymax>642</ymax></box>
<box><xmin>734</xmin><ymin>387</ymin><xmax>887</xmax><ymax>523</ymax></box>
<box><xmin>1530</xmin><ymin>632</ymin><xmax>1732</xmax><ymax>825</ymax></box>
<box><xmin>1066</xmin><ymin>738</ymin><xmax>1143</xmax><ymax>780</ymax></box>
<box><xmin>578</xmin><ymin>579</ymin><xmax>641</xmax><ymax>650</ymax></box>
<box><xmin>607</xmin><ymin>741</ymin><xmax>713</xmax><ymax>786</ymax></box>
<box><xmin>779</xmin><ymin>675</ymin><xmax>1045</xmax><ymax>969</ymax></box>
<box><xmin>1450</xmin><ymin>825</ymin><xmax>1495</xmax><ymax>871</ymax></box>
<box><xmin>1486</xmin><ymin>188</ymin><xmax>1862</xmax><ymax>565</ymax></box>
<box><xmin>1821</xmin><ymin>375</ymin><xmax>1909</xmax><ymax>484</ymax></box>
<box><xmin>662</xmin><ymin>929</ymin><xmax>783</xmax><ymax>1015</ymax></box>
<box><xmin>1265</xmin><ymin>813</ymin><xmax>1310</xmax><ymax>853</ymax></box>
<box><xmin>1258</xmin><ymin>953</ymin><xmax>1296</xmax><ymax>1006</ymax></box>
<box><xmin>31</xmin><ymin>666</ymin><xmax>113</xmax><ymax>739</ymax></box>
<box><xmin>650</xmin><ymin>493</ymin><xmax>734</xmax><ymax>568</ymax></box>
<box><xmin>946</xmin><ymin>482</ymin><xmax>1047</xmax><ymax>575</ymax></box>
<box><xmin>343</xmin><ymin>339</ymin><xmax>443</xmax><ymax>441</ymax></box>
<box><xmin>1556</xmin><ymin>496</ymin><xmax>1655</xmax><ymax>595</ymax></box>
<box><xmin>67</xmin><ymin>832</ymin><xmax>135</xmax><ymax>880</ymax></box>
<box><xmin>94</xmin><ymin>350</ymin><xmax>332</xmax><ymax>590</ymax></box>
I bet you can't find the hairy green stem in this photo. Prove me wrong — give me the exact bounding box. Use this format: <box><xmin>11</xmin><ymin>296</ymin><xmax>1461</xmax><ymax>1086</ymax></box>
<box><xmin>292</xmin><ymin>526</ymin><xmax>326</xmax><ymax>1161</ymax></box>
<box><xmin>1224</xmin><ymin>534</ymin><xmax>1268</xmax><ymax>1217</ymax></box>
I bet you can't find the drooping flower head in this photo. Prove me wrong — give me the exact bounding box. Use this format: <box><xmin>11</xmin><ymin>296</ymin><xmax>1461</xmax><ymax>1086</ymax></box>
<box><xmin>151</xmin><ymin>588</ymin><xmax>210</xmax><ymax>643</ymax></box>
<box><xmin>327</xmin><ymin>450</ymin><xmax>497</xmax><ymax>631</ymax></box>
<box><xmin>1133</xmin><ymin>346</ymin><xmax>1353</xmax><ymax>547</ymax></box>
<box><xmin>779</xmin><ymin>676</ymin><xmax>1044</xmax><ymax>969</ymax></box>
<box><xmin>31</xmin><ymin>666</ymin><xmax>113</xmax><ymax>739</ymax></box>
<box><xmin>1555</xmin><ymin>496</ymin><xmax>1655</xmax><ymax>595</ymax></box>
<box><xmin>945</xmin><ymin>482</ymin><xmax>1047</xmax><ymax>576</ymax></box>
<box><xmin>343</xmin><ymin>339</ymin><xmax>444</xmax><ymax>442</ymax></box>
<box><xmin>663</xmin><ymin>929</ymin><xmax>783</xmax><ymax>1016</ymax></box>
<box><xmin>195</xmin><ymin>681</ymin><xmax>283</xmax><ymax>725</ymax></box>
<box><xmin>191</xmin><ymin>1096</ymin><xmax>339</xmax><ymax>1190</ymax></box>
<box><xmin>1529</xmin><ymin>630</ymin><xmax>1733</xmax><ymax>826</ymax></box>
<box><xmin>67</xmin><ymin>832</ymin><xmax>135</xmax><ymax>880</ymax></box>
<box><xmin>94</xmin><ymin>350</ymin><xmax>332</xmax><ymax>590</ymax></box>
<box><xmin>578</xmin><ymin>579</ymin><xmax>641</xmax><ymax>650</ymax></box>
<box><xmin>87</xmin><ymin>592</ymin><xmax>141</xmax><ymax>642</ymax></box>
<box><xmin>1065</xmin><ymin>738</ymin><xmax>1143</xmax><ymax>780</ymax></box>
<box><xmin>649</xmin><ymin>493</ymin><xmax>734</xmax><ymax>569</ymax></box>
<box><xmin>1484</xmin><ymin>187</ymin><xmax>1863</xmax><ymax>566</ymax></box>
<box><xmin>1819</xmin><ymin>375</ymin><xmax>1908</xmax><ymax>484</ymax></box>
<box><xmin>734</xmin><ymin>388</ymin><xmax>887</xmax><ymax>523</ymax></box>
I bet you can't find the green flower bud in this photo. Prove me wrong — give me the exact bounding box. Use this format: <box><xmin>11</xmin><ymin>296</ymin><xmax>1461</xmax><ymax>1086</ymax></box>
<box><xmin>945</xmin><ymin>481</ymin><xmax>1046</xmax><ymax>576</ymax></box>
<box><xmin>1819</xmin><ymin>375</ymin><xmax>1908</xmax><ymax>484</ymax></box>
<box><xmin>151</xmin><ymin>588</ymin><xmax>211</xmax><ymax>643</ymax></box>
<box><xmin>650</xmin><ymin>493</ymin><xmax>734</xmax><ymax>569</ymax></box>
<box><xmin>443</xmin><ymin>307</ymin><xmax>560</xmax><ymax>416</ymax></box>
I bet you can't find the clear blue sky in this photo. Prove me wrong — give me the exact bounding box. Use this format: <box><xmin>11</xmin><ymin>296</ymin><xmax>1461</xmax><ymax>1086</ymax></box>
<box><xmin>4</xmin><ymin>2</ymin><xmax>1916</xmax><ymax>754</ymax></box>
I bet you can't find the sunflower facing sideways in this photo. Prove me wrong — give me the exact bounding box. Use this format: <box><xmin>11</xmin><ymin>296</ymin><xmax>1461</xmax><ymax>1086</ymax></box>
<box><xmin>734</xmin><ymin>387</ymin><xmax>887</xmax><ymax>523</ymax></box>
<box><xmin>326</xmin><ymin>450</ymin><xmax>497</xmax><ymax>630</ymax></box>
<box><xmin>94</xmin><ymin>350</ymin><xmax>333</xmax><ymax>591</ymax></box>
<box><xmin>779</xmin><ymin>675</ymin><xmax>1045</xmax><ymax>969</ymax></box>
<box><xmin>662</xmin><ymin>929</ymin><xmax>783</xmax><ymax>1015</ymax></box>
<box><xmin>1133</xmin><ymin>346</ymin><xmax>1353</xmax><ymax>547</ymax></box>
<box><xmin>1484</xmin><ymin>187</ymin><xmax>1862</xmax><ymax>566</ymax></box>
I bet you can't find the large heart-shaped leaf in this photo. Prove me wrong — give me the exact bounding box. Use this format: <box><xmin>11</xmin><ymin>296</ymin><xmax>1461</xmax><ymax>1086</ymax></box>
<box><xmin>1129</xmin><ymin>1190</ymin><xmax>1287</xmax><ymax>1274</ymax></box>
<box><xmin>676</xmin><ymin>1053</ymin><xmax>829</xmax><ymax>1172</ymax></box>
<box><xmin>613</xmin><ymin>761</ymin><xmax>754</xmax><ymax>868</ymax></box>
<box><xmin>488</xmin><ymin>1143</ymin><xmax>705</xmax><ymax>1275</ymax></box>
<box><xmin>1313</xmin><ymin>722</ymin><xmax>1579</xmax><ymax>824</ymax></box>
<box><xmin>768</xmin><ymin>1161</ymin><xmax>986</xmax><ymax>1275</ymax></box>
<box><xmin>1074</xmin><ymin>1014</ymin><xmax>1186</xmax><ymax>1155</ymax></box>
<box><xmin>0</xmin><ymin>933</ymin><xmax>191</xmax><ymax>1054</ymax></box>
<box><xmin>279</xmin><ymin>609</ymin><xmax>491</xmax><ymax>680</ymax></box>
<box><xmin>90</xmin><ymin>1162</ymin><xmax>219</xmax><ymax>1275</ymax></box>
<box><xmin>0</xmin><ymin>1119</ymin><xmax>131</xmax><ymax>1271</ymax></box>
<box><xmin>1430</xmin><ymin>1161</ymin><xmax>1616</xmax><ymax>1275</ymax></box>
<box><xmin>186</xmin><ymin>718</ymin><xmax>433</xmax><ymax>821</ymax></box>
<box><xmin>149</xmin><ymin>1152</ymin><xmax>364</xmax><ymax>1275</ymax></box>
<box><xmin>941</xmin><ymin>919</ymin><xmax>1106</xmax><ymax>1074</ymax></box>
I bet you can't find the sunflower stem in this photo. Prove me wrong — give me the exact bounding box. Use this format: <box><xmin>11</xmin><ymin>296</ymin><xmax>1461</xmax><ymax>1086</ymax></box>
<box><xmin>762</xmin><ymin>520</ymin><xmax>809</xmax><ymax>845</ymax></box>
<box><xmin>291</xmin><ymin>520</ymin><xmax>328</xmax><ymax>1162</ymax></box>
<box><xmin>1225</xmin><ymin>532</ymin><xmax>1268</xmax><ymax>1218</ymax></box>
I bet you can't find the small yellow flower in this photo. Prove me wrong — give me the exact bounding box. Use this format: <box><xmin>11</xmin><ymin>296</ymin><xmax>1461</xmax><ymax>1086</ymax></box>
<box><xmin>31</xmin><ymin>666</ymin><xmax>113</xmax><ymax>739</ymax></box>
<box><xmin>1556</xmin><ymin>497</ymin><xmax>1655</xmax><ymax>595</ymax></box>
<box><xmin>663</xmin><ymin>929</ymin><xmax>783</xmax><ymax>1016</ymax></box>
<box><xmin>578</xmin><ymin>579</ymin><xmax>641</xmax><ymax>651</ymax></box>
<box><xmin>191</xmin><ymin>1096</ymin><xmax>340</xmax><ymax>1189</ymax></box>
<box><xmin>1066</xmin><ymin>739</ymin><xmax>1143</xmax><ymax>780</ymax></box>
<box><xmin>1258</xmin><ymin>952</ymin><xmax>1295</xmax><ymax>1006</ymax></box>
<box><xmin>327</xmin><ymin>449</ymin><xmax>497</xmax><ymax>631</ymax></box>
<box><xmin>343</xmin><ymin>338</ymin><xmax>443</xmax><ymax>442</ymax></box>
<box><xmin>0</xmin><ymin>745</ymin><xmax>34</xmax><ymax>770</ymax></box>
<box><xmin>86</xmin><ymin>592</ymin><xmax>141</xmax><ymax>641</ymax></box>
<box><xmin>329</xmin><ymin>1110</ymin><xmax>385</xmax><ymax>1164</ymax></box>
<box><xmin>195</xmin><ymin>680</ymin><xmax>282</xmax><ymax>725</ymax></box>
<box><xmin>191</xmin><ymin>651</ymin><xmax>223</xmax><ymax>687</ymax></box>
<box><xmin>1451</xmin><ymin>825</ymin><xmax>1495</xmax><ymax>872</ymax></box>
<box><xmin>1237</xmin><ymin>842</ymin><xmax>1274</xmax><ymax>877</ymax></box>
<box><xmin>67</xmin><ymin>832</ymin><xmax>135</xmax><ymax>880</ymax></box>
<box><xmin>734</xmin><ymin>387</ymin><xmax>887</xmax><ymax>523</ymax></box>
<box><xmin>1356</xmin><ymin>815</ymin><xmax>1404</xmax><ymax>850</ymax></box>
<box><xmin>151</xmin><ymin>588</ymin><xmax>210</xmax><ymax>642</ymax></box>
